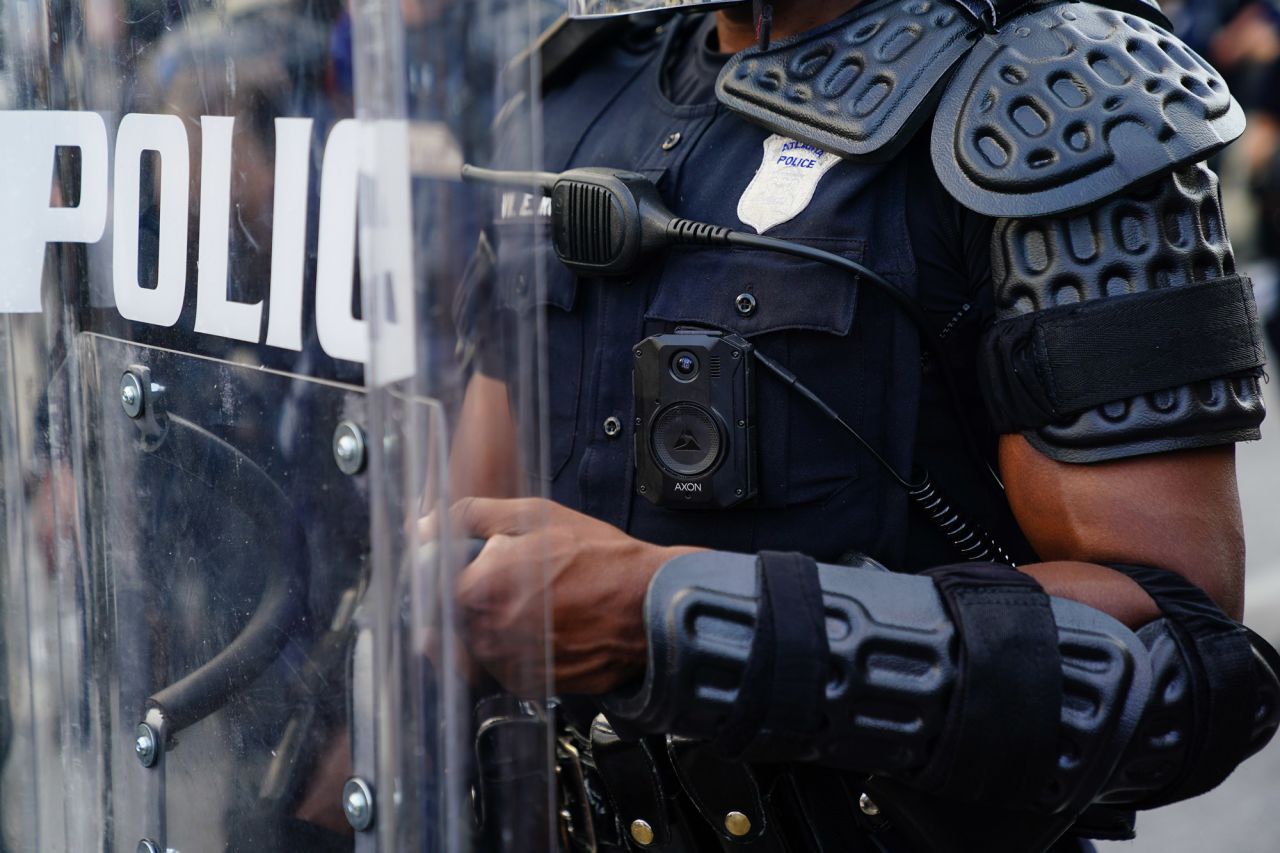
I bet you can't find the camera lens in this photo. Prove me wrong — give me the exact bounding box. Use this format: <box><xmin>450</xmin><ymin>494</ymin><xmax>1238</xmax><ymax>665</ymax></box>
<box><xmin>672</xmin><ymin>351</ymin><xmax>699</xmax><ymax>380</ymax></box>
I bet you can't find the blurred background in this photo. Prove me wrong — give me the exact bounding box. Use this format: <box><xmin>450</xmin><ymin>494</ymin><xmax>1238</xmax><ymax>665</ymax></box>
<box><xmin>1102</xmin><ymin>1</ymin><xmax>1280</xmax><ymax>850</ymax></box>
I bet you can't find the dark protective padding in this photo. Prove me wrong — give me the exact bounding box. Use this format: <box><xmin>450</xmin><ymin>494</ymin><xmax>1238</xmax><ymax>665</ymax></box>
<box><xmin>981</xmin><ymin>274</ymin><xmax>1266</xmax><ymax>431</ymax></box>
<box><xmin>932</xmin><ymin>2</ymin><xmax>1244</xmax><ymax>217</ymax></box>
<box><xmin>950</xmin><ymin>0</ymin><xmax>1170</xmax><ymax>29</ymax></box>
<box><xmin>605</xmin><ymin>551</ymin><xmax>1152</xmax><ymax>818</ymax></box>
<box><xmin>916</xmin><ymin>563</ymin><xmax>1063</xmax><ymax>805</ymax></box>
<box><xmin>713</xmin><ymin>552</ymin><xmax>830</xmax><ymax>759</ymax></box>
<box><xmin>712</xmin><ymin>0</ymin><xmax>1196</xmax><ymax>209</ymax></box>
<box><xmin>715</xmin><ymin>0</ymin><xmax>979</xmax><ymax>163</ymax></box>
<box><xmin>1099</xmin><ymin>565</ymin><xmax>1280</xmax><ymax>808</ymax></box>
<box><xmin>985</xmin><ymin>163</ymin><xmax>1266</xmax><ymax>463</ymax></box>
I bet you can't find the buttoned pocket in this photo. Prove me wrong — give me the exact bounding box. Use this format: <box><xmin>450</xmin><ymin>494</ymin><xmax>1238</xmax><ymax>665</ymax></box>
<box><xmin>647</xmin><ymin>237</ymin><xmax>868</xmax><ymax>506</ymax></box>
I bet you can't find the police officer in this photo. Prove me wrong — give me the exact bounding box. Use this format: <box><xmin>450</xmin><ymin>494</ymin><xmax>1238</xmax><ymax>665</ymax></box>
<box><xmin>450</xmin><ymin>0</ymin><xmax>1280</xmax><ymax>849</ymax></box>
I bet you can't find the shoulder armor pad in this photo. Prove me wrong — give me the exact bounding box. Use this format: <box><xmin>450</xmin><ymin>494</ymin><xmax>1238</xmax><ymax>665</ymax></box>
<box><xmin>932</xmin><ymin>2</ymin><xmax>1244</xmax><ymax>217</ymax></box>
<box><xmin>716</xmin><ymin>0</ymin><xmax>978</xmax><ymax>163</ymax></box>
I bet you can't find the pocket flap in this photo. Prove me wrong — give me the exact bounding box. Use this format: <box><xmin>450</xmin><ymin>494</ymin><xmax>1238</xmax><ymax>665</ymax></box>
<box><xmin>495</xmin><ymin>223</ymin><xmax>579</xmax><ymax>313</ymax></box>
<box><xmin>646</xmin><ymin>237</ymin><xmax>865</xmax><ymax>337</ymax></box>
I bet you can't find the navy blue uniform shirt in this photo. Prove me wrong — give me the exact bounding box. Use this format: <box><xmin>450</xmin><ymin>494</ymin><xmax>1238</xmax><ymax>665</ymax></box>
<box><xmin>470</xmin><ymin>12</ymin><xmax>1035</xmax><ymax>571</ymax></box>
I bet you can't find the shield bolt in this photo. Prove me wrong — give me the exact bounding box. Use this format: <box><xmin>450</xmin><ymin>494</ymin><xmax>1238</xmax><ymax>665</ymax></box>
<box><xmin>343</xmin><ymin>777</ymin><xmax>375</xmax><ymax>832</ymax></box>
<box><xmin>134</xmin><ymin>722</ymin><xmax>159</xmax><ymax>768</ymax></box>
<box><xmin>136</xmin><ymin>839</ymin><xmax>161</xmax><ymax>853</ymax></box>
<box><xmin>333</xmin><ymin>421</ymin><xmax>367</xmax><ymax>476</ymax></box>
<box><xmin>120</xmin><ymin>373</ymin><xmax>144</xmax><ymax>419</ymax></box>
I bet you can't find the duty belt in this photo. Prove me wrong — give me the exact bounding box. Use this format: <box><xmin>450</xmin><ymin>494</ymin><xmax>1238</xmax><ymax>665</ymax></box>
<box><xmin>474</xmin><ymin>697</ymin><xmax>899</xmax><ymax>853</ymax></box>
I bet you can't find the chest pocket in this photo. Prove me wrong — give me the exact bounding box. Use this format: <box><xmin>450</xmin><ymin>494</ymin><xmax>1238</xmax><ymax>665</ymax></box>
<box><xmin>493</xmin><ymin>222</ymin><xmax>582</xmax><ymax>480</ymax></box>
<box><xmin>647</xmin><ymin>236</ymin><xmax>870</xmax><ymax>507</ymax></box>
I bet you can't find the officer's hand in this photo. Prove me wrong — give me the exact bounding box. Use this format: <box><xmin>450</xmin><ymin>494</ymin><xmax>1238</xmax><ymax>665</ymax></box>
<box><xmin>448</xmin><ymin>497</ymin><xmax>701</xmax><ymax>696</ymax></box>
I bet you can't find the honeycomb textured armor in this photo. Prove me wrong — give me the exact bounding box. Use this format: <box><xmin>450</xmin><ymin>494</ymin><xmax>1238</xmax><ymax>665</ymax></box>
<box><xmin>988</xmin><ymin>163</ymin><xmax>1265</xmax><ymax>462</ymax></box>
<box><xmin>605</xmin><ymin>551</ymin><xmax>1153</xmax><ymax>815</ymax></box>
<box><xmin>717</xmin><ymin>0</ymin><xmax>977</xmax><ymax>162</ymax></box>
<box><xmin>932</xmin><ymin>2</ymin><xmax>1245</xmax><ymax>217</ymax></box>
<box><xmin>714</xmin><ymin>0</ymin><xmax>1239</xmax><ymax>216</ymax></box>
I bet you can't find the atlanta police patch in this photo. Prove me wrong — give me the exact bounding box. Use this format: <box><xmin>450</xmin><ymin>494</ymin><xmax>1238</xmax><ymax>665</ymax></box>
<box><xmin>737</xmin><ymin>134</ymin><xmax>842</xmax><ymax>234</ymax></box>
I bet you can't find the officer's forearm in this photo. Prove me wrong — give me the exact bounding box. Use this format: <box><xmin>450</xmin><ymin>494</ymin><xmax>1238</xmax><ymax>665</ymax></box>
<box><xmin>449</xmin><ymin>373</ymin><xmax>523</xmax><ymax>500</ymax></box>
<box><xmin>1002</xmin><ymin>436</ymin><xmax>1247</xmax><ymax>621</ymax></box>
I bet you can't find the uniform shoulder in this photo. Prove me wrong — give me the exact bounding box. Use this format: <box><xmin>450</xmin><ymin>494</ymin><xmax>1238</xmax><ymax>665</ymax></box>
<box><xmin>931</xmin><ymin>1</ymin><xmax>1244</xmax><ymax>217</ymax></box>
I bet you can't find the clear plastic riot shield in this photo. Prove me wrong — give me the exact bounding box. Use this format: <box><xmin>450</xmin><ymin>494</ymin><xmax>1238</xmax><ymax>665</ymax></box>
<box><xmin>0</xmin><ymin>0</ymin><xmax>559</xmax><ymax>850</ymax></box>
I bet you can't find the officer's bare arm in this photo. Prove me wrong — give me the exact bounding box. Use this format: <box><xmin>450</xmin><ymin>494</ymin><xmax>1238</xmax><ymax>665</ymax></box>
<box><xmin>448</xmin><ymin>373</ymin><xmax>522</xmax><ymax>500</ymax></box>
<box><xmin>1007</xmin><ymin>438</ymin><xmax>1244</xmax><ymax>626</ymax></box>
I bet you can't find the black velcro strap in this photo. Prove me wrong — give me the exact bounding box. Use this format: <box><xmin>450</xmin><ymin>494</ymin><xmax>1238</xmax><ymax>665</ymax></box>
<box><xmin>980</xmin><ymin>275</ymin><xmax>1266</xmax><ymax>433</ymax></box>
<box><xmin>919</xmin><ymin>563</ymin><xmax>1062</xmax><ymax>805</ymax></box>
<box><xmin>714</xmin><ymin>552</ymin><xmax>830</xmax><ymax>760</ymax></box>
<box><xmin>1107</xmin><ymin>563</ymin><xmax>1258</xmax><ymax>801</ymax></box>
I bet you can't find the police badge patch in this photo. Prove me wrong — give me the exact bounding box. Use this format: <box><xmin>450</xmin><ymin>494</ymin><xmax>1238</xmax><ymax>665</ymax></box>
<box><xmin>737</xmin><ymin>134</ymin><xmax>842</xmax><ymax>234</ymax></box>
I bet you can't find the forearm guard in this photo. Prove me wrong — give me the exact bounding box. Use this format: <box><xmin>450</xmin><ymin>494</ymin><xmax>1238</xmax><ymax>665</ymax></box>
<box><xmin>604</xmin><ymin>552</ymin><xmax>1280</xmax><ymax>818</ymax></box>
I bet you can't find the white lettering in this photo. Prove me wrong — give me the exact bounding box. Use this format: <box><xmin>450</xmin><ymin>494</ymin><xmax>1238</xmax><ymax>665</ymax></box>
<box><xmin>0</xmin><ymin>111</ymin><xmax>108</xmax><ymax>313</ymax></box>
<box><xmin>264</xmin><ymin>117</ymin><xmax>313</xmax><ymax>352</ymax></box>
<box><xmin>194</xmin><ymin>116</ymin><xmax>265</xmax><ymax>342</ymax></box>
<box><xmin>113</xmin><ymin>113</ymin><xmax>190</xmax><ymax>327</ymax></box>
<box><xmin>673</xmin><ymin>482</ymin><xmax>703</xmax><ymax>493</ymax></box>
<box><xmin>358</xmin><ymin>120</ymin><xmax>417</xmax><ymax>386</ymax></box>
<box><xmin>0</xmin><ymin>110</ymin><xmax>418</xmax><ymax>381</ymax></box>
<box><xmin>314</xmin><ymin>119</ymin><xmax>368</xmax><ymax>366</ymax></box>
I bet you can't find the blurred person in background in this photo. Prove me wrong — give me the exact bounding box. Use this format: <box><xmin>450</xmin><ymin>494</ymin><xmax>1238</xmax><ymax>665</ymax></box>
<box><xmin>1206</xmin><ymin>1</ymin><xmax>1280</xmax><ymax>350</ymax></box>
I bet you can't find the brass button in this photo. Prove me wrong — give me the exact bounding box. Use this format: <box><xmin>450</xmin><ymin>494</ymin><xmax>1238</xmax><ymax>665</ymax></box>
<box><xmin>630</xmin><ymin>819</ymin><xmax>655</xmax><ymax>846</ymax></box>
<box><xmin>859</xmin><ymin>792</ymin><xmax>880</xmax><ymax>817</ymax></box>
<box><xmin>724</xmin><ymin>811</ymin><xmax>752</xmax><ymax>837</ymax></box>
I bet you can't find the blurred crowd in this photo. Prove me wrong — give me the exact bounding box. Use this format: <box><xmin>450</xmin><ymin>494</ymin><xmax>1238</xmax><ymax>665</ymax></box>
<box><xmin>1174</xmin><ymin>0</ymin><xmax>1280</xmax><ymax>350</ymax></box>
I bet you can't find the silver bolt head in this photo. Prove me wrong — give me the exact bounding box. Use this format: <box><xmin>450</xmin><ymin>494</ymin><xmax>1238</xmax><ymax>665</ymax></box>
<box><xmin>134</xmin><ymin>723</ymin><xmax>158</xmax><ymax>768</ymax></box>
<box><xmin>332</xmin><ymin>422</ymin><xmax>367</xmax><ymax>476</ymax></box>
<box><xmin>120</xmin><ymin>373</ymin><xmax>144</xmax><ymax>419</ymax></box>
<box><xmin>137</xmin><ymin>839</ymin><xmax>161</xmax><ymax>853</ymax></box>
<box><xmin>858</xmin><ymin>792</ymin><xmax>880</xmax><ymax>817</ymax></box>
<box><xmin>343</xmin><ymin>777</ymin><xmax>375</xmax><ymax>831</ymax></box>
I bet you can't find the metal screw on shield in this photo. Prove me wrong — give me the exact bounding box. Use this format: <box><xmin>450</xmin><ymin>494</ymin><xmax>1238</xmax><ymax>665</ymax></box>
<box><xmin>134</xmin><ymin>722</ymin><xmax>159</xmax><ymax>768</ymax></box>
<box><xmin>120</xmin><ymin>372</ymin><xmax>144</xmax><ymax>419</ymax></box>
<box><xmin>343</xmin><ymin>777</ymin><xmax>376</xmax><ymax>832</ymax></box>
<box><xmin>333</xmin><ymin>421</ymin><xmax>367</xmax><ymax>476</ymax></box>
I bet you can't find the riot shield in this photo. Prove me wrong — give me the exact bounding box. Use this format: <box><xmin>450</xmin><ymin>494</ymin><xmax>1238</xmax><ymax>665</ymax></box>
<box><xmin>0</xmin><ymin>0</ymin><xmax>559</xmax><ymax>850</ymax></box>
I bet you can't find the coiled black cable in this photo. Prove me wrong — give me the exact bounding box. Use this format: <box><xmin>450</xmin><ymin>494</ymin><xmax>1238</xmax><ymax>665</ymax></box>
<box><xmin>753</xmin><ymin>348</ymin><xmax>1014</xmax><ymax>565</ymax></box>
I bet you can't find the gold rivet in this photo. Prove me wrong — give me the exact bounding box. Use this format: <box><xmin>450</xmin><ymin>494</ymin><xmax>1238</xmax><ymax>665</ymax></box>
<box><xmin>724</xmin><ymin>811</ymin><xmax>752</xmax><ymax>837</ymax></box>
<box><xmin>630</xmin><ymin>819</ymin><xmax>655</xmax><ymax>847</ymax></box>
<box><xmin>859</xmin><ymin>792</ymin><xmax>880</xmax><ymax>817</ymax></box>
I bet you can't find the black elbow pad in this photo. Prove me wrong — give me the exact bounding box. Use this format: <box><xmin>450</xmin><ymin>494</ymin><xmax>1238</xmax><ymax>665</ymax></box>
<box><xmin>1099</xmin><ymin>565</ymin><xmax>1280</xmax><ymax>808</ymax></box>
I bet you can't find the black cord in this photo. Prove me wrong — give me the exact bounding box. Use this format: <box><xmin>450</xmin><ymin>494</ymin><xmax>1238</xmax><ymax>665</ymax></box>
<box><xmin>718</xmin><ymin>228</ymin><xmax>1006</xmax><ymax>495</ymax></box>
<box><xmin>752</xmin><ymin>348</ymin><xmax>917</xmax><ymax>491</ymax></box>
<box><xmin>753</xmin><ymin>348</ymin><xmax>1015</xmax><ymax>565</ymax></box>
